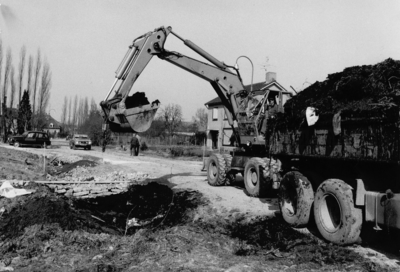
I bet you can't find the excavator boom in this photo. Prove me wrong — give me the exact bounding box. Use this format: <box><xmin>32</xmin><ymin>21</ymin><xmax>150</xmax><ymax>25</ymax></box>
<box><xmin>100</xmin><ymin>26</ymin><xmax>247</xmax><ymax>134</ymax></box>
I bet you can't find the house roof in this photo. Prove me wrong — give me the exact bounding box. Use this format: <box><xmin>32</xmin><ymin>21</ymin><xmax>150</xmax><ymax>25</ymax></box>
<box><xmin>44</xmin><ymin>114</ymin><xmax>61</xmax><ymax>127</ymax></box>
<box><xmin>204</xmin><ymin>97</ymin><xmax>222</xmax><ymax>107</ymax></box>
<box><xmin>204</xmin><ymin>80</ymin><xmax>292</xmax><ymax>106</ymax></box>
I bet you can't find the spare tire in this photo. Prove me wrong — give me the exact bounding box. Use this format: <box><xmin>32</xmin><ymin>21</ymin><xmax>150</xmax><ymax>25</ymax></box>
<box><xmin>314</xmin><ymin>179</ymin><xmax>362</xmax><ymax>244</ymax></box>
<box><xmin>207</xmin><ymin>154</ymin><xmax>227</xmax><ymax>186</ymax></box>
<box><xmin>279</xmin><ymin>171</ymin><xmax>314</xmax><ymax>227</ymax></box>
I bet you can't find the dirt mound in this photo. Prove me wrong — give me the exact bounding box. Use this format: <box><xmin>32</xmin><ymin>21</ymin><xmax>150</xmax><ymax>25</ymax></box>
<box><xmin>53</xmin><ymin>159</ymin><xmax>98</xmax><ymax>174</ymax></box>
<box><xmin>283</xmin><ymin>58</ymin><xmax>400</xmax><ymax>124</ymax></box>
<box><xmin>0</xmin><ymin>183</ymin><xmax>116</xmax><ymax>240</ymax></box>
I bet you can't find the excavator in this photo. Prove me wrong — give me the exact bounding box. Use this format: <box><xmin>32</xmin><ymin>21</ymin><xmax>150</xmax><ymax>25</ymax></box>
<box><xmin>101</xmin><ymin>26</ymin><xmax>400</xmax><ymax>247</ymax></box>
<box><xmin>100</xmin><ymin>25</ymin><xmax>284</xmax><ymax>197</ymax></box>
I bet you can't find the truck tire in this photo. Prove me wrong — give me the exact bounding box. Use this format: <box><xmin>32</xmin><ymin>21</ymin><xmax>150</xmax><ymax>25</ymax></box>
<box><xmin>279</xmin><ymin>171</ymin><xmax>314</xmax><ymax>227</ymax></box>
<box><xmin>314</xmin><ymin>179</ymin><xmax>362</xmax><ymax>244</ymax></box>
<box><xmin>207</xmin><ymin>154</ymin><xmax>227</xmax><ymax>186</ymax></box>
<box><xmin>244</xmin><ymin>157</ymin><xmax>267</xmax><ymax>197</ymax></box>
<box><xmin>222</xmin><ymin>154</ymin><xmax>235</xmax><ymax>184</ymax></box>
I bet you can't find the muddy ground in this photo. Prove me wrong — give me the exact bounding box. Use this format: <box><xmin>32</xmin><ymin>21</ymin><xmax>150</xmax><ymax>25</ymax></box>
<box><xmin>0</xmin><ymin>143</ymin><xmax>399</xmax><ymax>271</ymax></box>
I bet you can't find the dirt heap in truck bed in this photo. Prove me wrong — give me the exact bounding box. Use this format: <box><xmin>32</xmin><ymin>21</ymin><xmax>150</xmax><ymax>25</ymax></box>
<box><xmin>282</xmin><ymin>58</ymin><xmax>400</xmax><ymax>125</ymax></box>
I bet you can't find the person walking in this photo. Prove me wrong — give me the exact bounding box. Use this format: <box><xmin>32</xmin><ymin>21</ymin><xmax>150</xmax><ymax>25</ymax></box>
<box><xmin>130</xmin><ymin>133</ymin><xmax>140</xmax><ymax>156</ymax></box>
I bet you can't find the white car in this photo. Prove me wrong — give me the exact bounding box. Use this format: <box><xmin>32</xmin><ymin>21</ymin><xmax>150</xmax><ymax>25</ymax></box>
<box><xmin>69</xmin><ymin>134</ymin><xmax>92</xmax><ymax>150</ymax></box>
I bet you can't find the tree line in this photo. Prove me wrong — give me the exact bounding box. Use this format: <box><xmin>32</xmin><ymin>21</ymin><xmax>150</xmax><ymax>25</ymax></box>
<box><xmin>58</xmin><ymin>95</ymin><xmax>105</xmax><ymax>144</ymax></box>
<box><xmin>0</xmin><ymin>39</ymin><xmax>52</xmax><ymax>141</ymax></box>
<box><xmin>139</xmin><ymin>103</ymin><xmax>208</xmax><ymax>145</ymax></box>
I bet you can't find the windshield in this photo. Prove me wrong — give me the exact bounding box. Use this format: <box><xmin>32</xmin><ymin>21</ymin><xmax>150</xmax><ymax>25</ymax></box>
<box><xmin>21</xmin><ymin>132</ymin><xmax>29</xmax><ymax>137</ymax></box>
<box><xmin>76</xmin><ymin>135</ymin><xmax>89</xmax><ymax>139</ymax></box>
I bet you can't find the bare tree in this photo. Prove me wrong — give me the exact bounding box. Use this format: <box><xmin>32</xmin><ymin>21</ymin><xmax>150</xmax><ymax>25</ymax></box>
<box><xmin>2</xmin><ymin>48</ymin><xmax>12</xmax><ymax>141</ymax></box>
<box><xmin>60</xmin><ymin>96</ymin><xmax>68</xmax><ymax>126</ymax></box>
<box><xmin>0</xmin><ymin>39</ymin><xmax>3</xmax><ymax>110</ymax></box>
<box><xmin>26</xmin><ymin>55</ymin><xmax>33</xmax><ymax>94</ymax></box>
<box><xmin>84</xmin><ymin>97</ymin><xmax>89</xmax><ymax>122</ymax></box>
<box><xmin>77</xmin><ymin>97</ymin><xmax>84</xmax><ymax>128</ymax></box>
<box><xmin>36</xmin><ymin>61</ymin><xmax>51</xmax><ymax>129</ymax></box>
<box><xmin>9</xmin><ymin>67</ymin><xmax>15</xmax><ymax>108</ymax></box>
<box><xmin>3</xmin><ymin>48</ymin><xmax>12</xmax><ymax>105</ymax></box>
<box><xmin>90</xmin><ymin>98</ymin><xmax>97</xmax><ymax>113</ymax></box>
<box><xmin>17</xmin><ymin>45</ymin><xmax>26</xmax><ymax>105</ymax></box>
<box><xmin>7</xmin><ymin>66</ymin><xmax>16</xmax><ymax>134</ymax></box>
<box><xmin>68</xmin><ymin>96</ymin><xmax>72</xmax><ymax>127</ymax></box>
<box><xmin>32</xmin><ymin>49</ymin><xmax>42</xmax><ymax>117</ymax></box>
<box><xmin>72</xmin><ymin>94</ymin><xmax>78</xmax><ymax>132</ymax></box>
<box><xmin>160</xmin><ymin>103</ymin><xmax>183</xmax><ymax>142</ymax></box>
<box><xmin>192</xmin><ymin>108</ymin><xmax>208</xmax><ymax>131</ymax></box>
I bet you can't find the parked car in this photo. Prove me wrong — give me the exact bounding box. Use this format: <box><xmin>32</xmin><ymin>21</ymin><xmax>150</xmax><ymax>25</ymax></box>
<box><xmin>8</xmin><ymin>131</ymin><xmax>51</xmax><ymax>148</ymax></box>
<box><xmin>69</xmin><ymin>134</ymin><xmax>92</xmax><ymax>150</ymax></box>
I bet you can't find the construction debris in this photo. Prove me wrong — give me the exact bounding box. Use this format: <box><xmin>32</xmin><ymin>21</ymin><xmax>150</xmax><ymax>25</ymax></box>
<box><xmin>0</xmin><ymin>181</ymin><xmax>35</xmax><ymax>198</ymax></box>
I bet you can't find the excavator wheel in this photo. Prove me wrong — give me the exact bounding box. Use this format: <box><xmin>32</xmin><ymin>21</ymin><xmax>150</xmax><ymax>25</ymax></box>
<box><xmin>222</xmin><ymin>153</ymin><xmax>236</xmax><ymax>185</ymax></box>
<box><xmin>207</xmin><ymin>154</ymin><xmax>227</xmax><ymax>186</ymax></box>
<box><xmin>244</xmin><ymin>157</ymin><xmax>267</xmax><ymax>197</ymax></box>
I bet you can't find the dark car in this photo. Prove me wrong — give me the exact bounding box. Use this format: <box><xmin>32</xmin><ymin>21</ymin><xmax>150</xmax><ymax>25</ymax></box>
<box><xmin>69</xmin><ymin>134</ymin><xmax>92</xmax><ymax>150</ymax></box>
<box><xmin>8</xmin><ymin>131</ymin><xmax>51</xmax><ymax>148</ymax></box>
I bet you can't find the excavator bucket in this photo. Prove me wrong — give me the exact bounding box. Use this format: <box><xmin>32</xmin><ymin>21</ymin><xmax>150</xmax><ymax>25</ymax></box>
<box><xmin>103</xmin><ymin>92</ymin><xmax>160</xmax><ymax>133</ymax></box>
<box><xmin>123</xmin><ymin>104</ymin><xmax>159</xmax><ymax>132</ymax></box>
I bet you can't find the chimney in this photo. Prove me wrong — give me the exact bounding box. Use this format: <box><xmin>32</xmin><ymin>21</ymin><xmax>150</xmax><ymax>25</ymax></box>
<box><xmin>265</xmin><ymin>72</ymin><xmax>276</xmax><ymax>83</ymax></box>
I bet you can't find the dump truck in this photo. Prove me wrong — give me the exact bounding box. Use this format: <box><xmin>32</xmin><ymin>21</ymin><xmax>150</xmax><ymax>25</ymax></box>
<box><xmin>100</xmin><ymin>26</ymin><xmax>400</xmax><ymax>245</ymax></box>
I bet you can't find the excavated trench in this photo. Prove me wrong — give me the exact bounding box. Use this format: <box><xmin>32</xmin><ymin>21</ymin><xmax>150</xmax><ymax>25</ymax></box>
<box><xmin>0</xmin><ymin>180</ymin><xmax>376</xmax><ymax>271</ymax></box>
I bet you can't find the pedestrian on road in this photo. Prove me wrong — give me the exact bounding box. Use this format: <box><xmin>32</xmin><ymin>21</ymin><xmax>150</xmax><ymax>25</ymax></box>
<box><xmin>130</xmin><ymin>133</ymin><xmax>140</xmax><ymax>156</ymax></box>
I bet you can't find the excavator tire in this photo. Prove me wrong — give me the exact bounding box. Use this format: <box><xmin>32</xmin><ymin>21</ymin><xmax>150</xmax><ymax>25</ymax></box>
<box><xmin>244</xmin><ymin>157</ymin><xmax>267</xmax><ymax>197</ymax></box>
<box><xmin>222</xmin><ymin>153</ymin><xmax>236</xmax><ymax>185</ymax></box>
<box><xmin>314</xmin><ymin>179</ymin><xmax>362</xmax><ymax>244</ymax></box>
<box><xmin>279</xmin><ymin>171</ymin><xmax>314</xmax><ymax>227</ymax></box>
<box><xmin>207</xmin><ymin>154</ymin><xmax>227</xmax><ymax>186</ymax></box>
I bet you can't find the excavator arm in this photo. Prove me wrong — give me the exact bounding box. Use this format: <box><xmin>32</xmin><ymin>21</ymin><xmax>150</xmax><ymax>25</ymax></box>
<box><xmin>100</xmin><ymin>26</ymin><xmax>247</xmax><ymax>133</ymax></box>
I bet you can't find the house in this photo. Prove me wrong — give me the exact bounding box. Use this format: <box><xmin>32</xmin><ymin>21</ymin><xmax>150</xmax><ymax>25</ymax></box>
<box><xmin>204</xmin><ymin>72</ymin><xmax>293</xmax><ymax>150</ymax></box>
<box><xmin>41</xmin><ymin>114</ymin><xmax>61</xmax><ymax>137</ymax></box>
<box><xmin>0</xmin><ymin>107</ymin><xmax>61</xmax><ymax>138</ymax></box>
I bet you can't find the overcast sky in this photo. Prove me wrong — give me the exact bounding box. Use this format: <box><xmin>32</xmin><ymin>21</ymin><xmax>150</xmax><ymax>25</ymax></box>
<box><xmin>0</xmin><ymin>0</ymin><xmax>399</xmax><ymax>121</ymax></box>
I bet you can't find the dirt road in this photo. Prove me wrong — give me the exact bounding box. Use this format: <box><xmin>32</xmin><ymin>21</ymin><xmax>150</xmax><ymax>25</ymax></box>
<box><xmin>1</xmin><ymin>139</ymin><xmax>279</xmax><ymax>217</ymax></box>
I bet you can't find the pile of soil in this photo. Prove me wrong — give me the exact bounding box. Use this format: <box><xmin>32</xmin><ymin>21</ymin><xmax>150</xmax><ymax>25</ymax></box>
<box><xmin>49</xmin><ymin>159</ymin><xmax>98</xmax><ymax>175</ymax></box>
<box><xmin>282</xmin><ymin>58</ymin><xmax>400</xmax><ymax>125</ymax></box>
<box><xmin>0</xmin><ymin>183</ymin><xmax>117</xmax><ymax>240</ymax></box>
